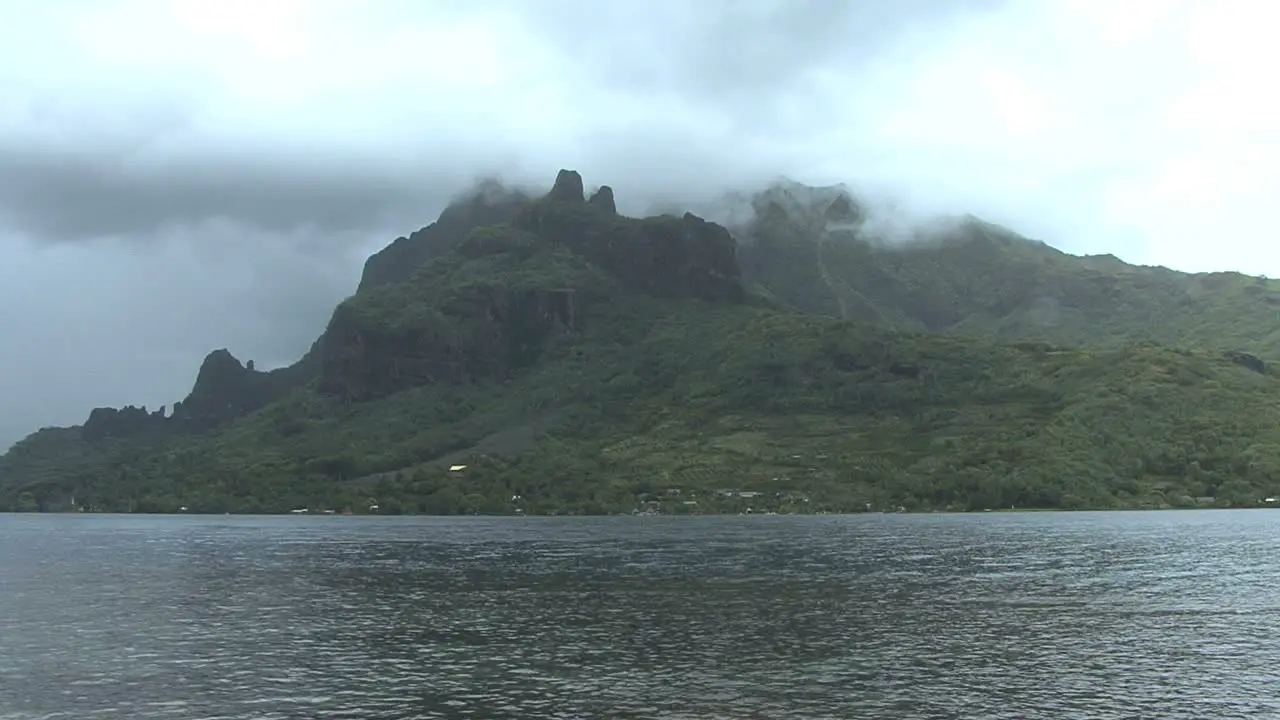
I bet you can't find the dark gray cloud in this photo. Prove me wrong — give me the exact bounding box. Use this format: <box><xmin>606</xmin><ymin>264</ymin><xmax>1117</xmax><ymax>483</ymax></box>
<box><xmin>1</xmin><ymin>0</ymin><xmax>1276</xmax><ymax>449</ymax></box>
<box><xmin>0</xmin><ymin>145</ymin><xmax>425</xmax><ymax>243</ymax></box>
<box><xmin>0</xmin><ymin>222</ymin><xmax>366</xmax><ymax>448</ymax></box>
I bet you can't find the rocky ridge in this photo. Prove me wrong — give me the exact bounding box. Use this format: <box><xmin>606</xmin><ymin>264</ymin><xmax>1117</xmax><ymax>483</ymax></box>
<box><xmin>75</xmin><ymin>169</ymin><xmax>747</xmax><ymax>435</ymax></box>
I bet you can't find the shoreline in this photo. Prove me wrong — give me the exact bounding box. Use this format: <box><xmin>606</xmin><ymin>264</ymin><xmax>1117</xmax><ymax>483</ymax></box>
<box><xmin>4</xmin><ymin>505</ymin><xmax>1276</xmax><ymax>518</ymax></box>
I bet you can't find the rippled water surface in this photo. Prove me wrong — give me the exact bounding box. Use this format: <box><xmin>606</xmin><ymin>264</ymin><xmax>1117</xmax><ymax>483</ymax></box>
<box><xmin>3</xmin><ymin>511</ymin><xmax>1280</xmax><ymax>718</ymax></box>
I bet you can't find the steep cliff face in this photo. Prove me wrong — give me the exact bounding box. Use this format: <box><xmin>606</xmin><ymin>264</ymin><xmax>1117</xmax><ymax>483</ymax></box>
<box><xmin>318</xmin><ymin>283</ymin><xmax>584</xmax><ymax>399</ymax></box>
<box><xmin>316</xmin><ymin>169</ymin><xmax>746</xmax><ymax>401</ymax></box>
<box><xmin>513</xmin><ymin>170</ymin><xmax>744</xmax><ymax>303</ymax></box>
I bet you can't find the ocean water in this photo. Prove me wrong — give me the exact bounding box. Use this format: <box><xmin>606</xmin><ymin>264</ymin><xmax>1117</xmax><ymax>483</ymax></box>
<box><xmin>2</xmin><ymin>511</ymin><xmax>1278</xmax><ymax>719</ymax></box>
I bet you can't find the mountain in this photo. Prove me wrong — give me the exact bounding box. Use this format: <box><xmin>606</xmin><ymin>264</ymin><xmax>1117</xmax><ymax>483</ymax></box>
<box><xmin>3</xmin><ymin>169</ymin><xmax>1280</xmax><ymax>515</ymax></box>
<box><xmin>729</xmin><ymin>180</ymin><xmax>1280</xmax><ymax>353</ymax></box>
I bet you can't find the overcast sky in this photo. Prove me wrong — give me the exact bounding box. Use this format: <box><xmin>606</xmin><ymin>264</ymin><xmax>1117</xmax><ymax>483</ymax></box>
<box><xmin>2</xmin><ymin>0</ymin><xmax>1276</xmax><ymax>449</ymax></box>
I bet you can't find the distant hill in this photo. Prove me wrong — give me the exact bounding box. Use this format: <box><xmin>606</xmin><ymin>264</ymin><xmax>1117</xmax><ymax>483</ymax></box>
<box><xmin>4</xmin><ymin>169</ymin><xmax>1280</xmax><ymax>515</ymax></box>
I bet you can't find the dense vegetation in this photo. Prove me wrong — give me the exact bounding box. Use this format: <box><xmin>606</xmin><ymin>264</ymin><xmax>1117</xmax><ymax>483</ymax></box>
<box><xmin>4</xmin><ymin>170</ymin><xmax>1280</xmax><ymax>515</ymax></box>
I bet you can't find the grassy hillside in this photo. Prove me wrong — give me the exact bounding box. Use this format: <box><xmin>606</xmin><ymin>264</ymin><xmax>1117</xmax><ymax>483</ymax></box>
<box><xmin>4</xmin><ymin>171</ymin><xmax>1280</xmax><ymax>515</ymax></box>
